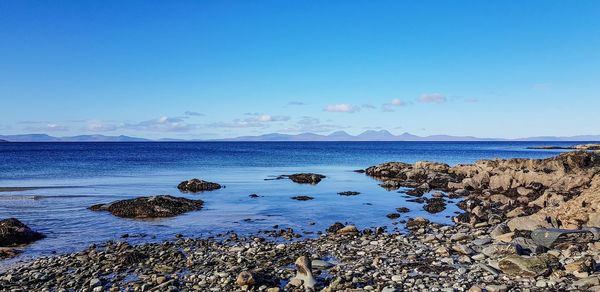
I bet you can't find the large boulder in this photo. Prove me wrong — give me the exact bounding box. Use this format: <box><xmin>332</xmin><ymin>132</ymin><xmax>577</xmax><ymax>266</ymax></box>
<box><xmin>177</xmin><ymin>178</ymin><xmax>221</xmax><ymax>192</ymax></box>
<box><xmin>0</xmin><ymin>218</ymin><xmax>45</xmax><ymax>247</ymax></box>
<box><xmin>530</xmin><ymin>228</ymin><xmax>595</xmax><ymax>249</ymax></box>
<box><xmin>498</xmin><ymin>254</ymin><xmax>557</xmax><ymax>277</ymax></box>
<box><xmin>90</xmin><ymin>195</ymin><xmax>204</xmax><ymax>218</ymax></box>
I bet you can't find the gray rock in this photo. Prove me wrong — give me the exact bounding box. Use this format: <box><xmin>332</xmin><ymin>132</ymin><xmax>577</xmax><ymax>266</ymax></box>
<box><xmin>530</xmin><ymin>228</ymin><xmax>595</xmax><ymax>249</ymax></box>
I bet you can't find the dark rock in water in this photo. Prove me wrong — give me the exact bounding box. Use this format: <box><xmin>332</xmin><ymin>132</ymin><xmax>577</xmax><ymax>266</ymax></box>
<box><xmin>274</xmin><ymin>173</ymin><xmax>326</xmax><ymax>184</ymax></box>
<box><xmin>249</xmin><ymin>194</ymin><xmax>259</xmax><ymax>198</ymax></box>
<box><xmin>530</xmin><ymin>228</ymin><xmax>595</xmax><ymax>249</ymax></box>
<box><xmin>291</xmin><ymin>196</ymin><xmax>314</xmax><ymax>201</ymax></box>
<box><xmin>89</xmin><ymin>195</ymin><xmax>204</xmax><ymax>218</ymax></box>
<box><xmin>327</xmin><ymin>222</ymin><xmax>345</xmax><ymax>233</ymax></box>
<box><xmin>177</xmin><ymin>178</ymin><xmax>221</xmax><ymax>192</ymax></box>
<box><xmin>338</xmin><ymin>191</ymin><xmax>360</xmax><ymax>196</ymax></box>
<box><xmin>396</xmin><ymin>207</ymin><xmax>410</xmax><ymax>213</ymax></box>
<box><xmin>424</xmin><ymin>197</ymin><xmax>446</xmax><ymax>214</ymax></box>
<box><xmin>353</xmin><ymin>169</ymin><xmax>366</xmax><ymax>173</ymax></box>
<box><xmin>386</xmin><ymin>213</ymin><xmax>400</xmax><ymax>219</ymax></box>
<box><xmin>0</xmin><ymin>218</ymin><xmax>45</xmax><ymax>247</ymax></box>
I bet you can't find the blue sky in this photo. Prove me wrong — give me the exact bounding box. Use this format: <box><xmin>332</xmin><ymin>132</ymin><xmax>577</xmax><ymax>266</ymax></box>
<box><xmin>1</xmin><ymin>1</ymin><xmax>599</xmax><ymax>139</ymax></box>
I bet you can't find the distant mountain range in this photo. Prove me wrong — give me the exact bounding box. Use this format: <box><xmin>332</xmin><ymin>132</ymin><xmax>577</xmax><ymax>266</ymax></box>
<box><xmin>1</xmin><ymin>131</ymin><xmax>600</xmax><ymax>142</ymax></box>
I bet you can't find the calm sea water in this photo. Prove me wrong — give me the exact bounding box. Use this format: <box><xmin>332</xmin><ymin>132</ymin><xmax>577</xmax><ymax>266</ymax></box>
<box><xmin>0</xmin><ymin>141</ymin><xmax>578</xmax><ymax>263</ymax></box>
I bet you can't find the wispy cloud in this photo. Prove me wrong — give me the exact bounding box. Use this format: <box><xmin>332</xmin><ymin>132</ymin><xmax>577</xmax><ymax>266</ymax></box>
<box><xmin>279</xmin><ymin>116</ymin><xmax>344</xmax><ymax>133</ymax></box>
<box><xmin>209</xmin><ymin>113</ymin><xmax>290</xmax><ymax>128</ymax></box>
<box><xmin>361</xmin><ymin>104</ymin><xmax>376</xmax><ymax>109</ymax></box>
<box><xmin>24</xmin><ymin>123</ymin><xmax>69</xmax><ymax>132</ymax></box>
<box><xmin>126</xmin><ymin>116</ymin><xmax>195</xmax><ymax>132</ymax></box>
<box><xmin>86</xmin><ymin>120</ymin><xmax>121</xmax><ymax>132</ymax></box>
<box><xmin>417</xmin><ymin>93</ymin><xmax>446</xmax><ymax>104</ymax></box>
<box><xmin>324</xmin><ymin>103</ymin><xmax>359</xmax><ymax>113</ymax></box>
<box><xmin>184</xmin><ymin>111</ymin><xmax>204</xmax><ymax>117</ymax></box>
<box><xmin>287</xmin><ymin>101</ymin><xmax>306</xmax><ymax>106</ymax></box>
<box><xmin>465</xmin><ymin>98</ymin><xmax>479</xmax><ymax>103</ymax></box>
<box><xmin>382</xmin><ymin>98</ymin><xmax>408</xmax><ymax>112</ymax></box>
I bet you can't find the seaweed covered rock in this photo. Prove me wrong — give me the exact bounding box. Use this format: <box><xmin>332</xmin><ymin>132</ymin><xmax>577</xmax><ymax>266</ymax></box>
<box><xmin>0</xmin><ymin>218</ymin><xmax>45</xmax><ymax>247</ymax></box>
<box><xmin>177</xmin><ymin>178</ymin><xmax>222</xmax><ymax>192</ymax></box>
<box><xmin>90</xmin><ymin>195</ymin><xmax>203</xmax><ymax>218</ymax></box>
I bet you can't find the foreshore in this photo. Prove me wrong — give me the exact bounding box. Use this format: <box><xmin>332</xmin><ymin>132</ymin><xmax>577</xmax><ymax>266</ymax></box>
<box><xmin>3</xmin><ymin>150</ymin><xmax>600</xmax><ymax>291</ymax></box>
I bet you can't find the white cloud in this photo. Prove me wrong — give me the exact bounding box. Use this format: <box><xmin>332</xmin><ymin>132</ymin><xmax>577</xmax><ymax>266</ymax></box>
<box><xmin>278</xmin><ymin>116</ymin><xmax>344</xmax><ymax>133</ymax></box>
<box><xmin>24</xmin><ymin>123</ymin><xmax>69</xmax><ymax>132</ymax></box>
<box><xmin>125</xmin><ymin>116</ymin><xmax>195</xmax><ymax>132</ymax></box>
<box><xmin>418</xmin><ymin>93</ymin><xmax>447</xmax><ymax>104</ymax></box>
<box><xmin>86</xmin><ymin>121</ymin><xmax>120</xmax><ymax>132</ymax></box>
<box><xmin>382</xmin><ymin>98</ymin><xmax>408</xmax><ymax>112</ymax></box>
<box><xmin>324</xmin><ymin>103</ymin><xmax>359</xmax><ymax>113</ymax></box>
<box><xmin>209</xmin><ymin>113</ymin><xmax>290</xmax><ymax>128</ymax></box>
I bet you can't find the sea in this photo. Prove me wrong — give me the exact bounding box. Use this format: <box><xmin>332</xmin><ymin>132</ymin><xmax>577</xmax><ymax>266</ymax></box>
<box><xmin>0</xmin><ymin>141</ymin><xmax>580</xmax><ymax>264</ymax></box>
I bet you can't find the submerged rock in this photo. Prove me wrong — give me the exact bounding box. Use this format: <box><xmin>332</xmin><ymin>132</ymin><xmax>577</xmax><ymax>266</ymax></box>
<box><xmin>0</xmin><ymin>218</ymin><xmax>45</xmax><ymax>247</ymax></box>
<box><xmin>89</xmin><ymin>195</ymin><xmax>204</xmax><ymax>218</ymax></box>
<box><xmin>177</xmin><ymin>178</ymin><xmax>221</xmax><ymax>192</ymax></box>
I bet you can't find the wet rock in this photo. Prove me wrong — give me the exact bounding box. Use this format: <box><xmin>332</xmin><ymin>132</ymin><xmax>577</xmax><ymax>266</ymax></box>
<box><xmin>249</xmin><ymin>194</ymin><xmax>259</xmax><ymax>198</ymax></box>
<box><xmin>326</xmin><ymin>222</ymin><xmax>345</xmax><ymax>233</ymax></box>
<box><xmin>290</xmin><ymin>256</ymin><xmax>316</xmax><ymax>290</ymax></box>
<box><xmin>291</xmin><ymin>196</ymin><xmax>314</xmax><ymax>201</ymax></box>
<box><xmin>0</xmin><ymin>218</ymin><xmax>45</xmax><ymax>247</ymax></box>
<box><xmin>498</xmin><ymin>254</ymin><xmax>557</xmax><ymax>277</ymax></box>
<box><xmin>386</xmin><ymin>213</ymin><xmax>400</xmax><ymax>219</ymax></box>
<box><xmin>89</xmin><ymin>195</ymin><xmax>203</xmax><ymax>218</ymax></box>
<box><xmin>423</xmin><ymin>197</ymin><xmax>446</xmax><ymax>213</ymax></box>
<box><xmin>337</xmin><ymin>225</ymin><xmax>359</xmax><ymax>235</ymax></box>
<box><xmin>276</xmin><ymin>173</ymin><xmax>326</xmax><ymax>184</ymax></box>
<box><xmin>177</xmin><ymin>178</ymin><xmax>221</xmax><ymax>192</ymax></box>
<box><xmin>0</xmin><ymin>247</ymin><xmax>21</xmax><ymax>259</ymax></box>
<box><xmin>406</xmin><ymin>217</ymin><xmax>429</xmax><ymax>229</ymax></box>
<box><xmin>396</xmin><ymin>207</ymin><xmax>410</xmax><ymax>213</ymax></box>
<box><xmin>530</xmin><ymin>228</ymin><xmax>595</xmax><ymax>249</ymax></box>
<box><xmin>337</xmin><ymin>191</ymin><xmax>360</xmax><ymax>196</ymax></box>
<box><xmin>512</xmin><ymin>237</ymin><xmax>546</xmax><ymax>255</ymax></box>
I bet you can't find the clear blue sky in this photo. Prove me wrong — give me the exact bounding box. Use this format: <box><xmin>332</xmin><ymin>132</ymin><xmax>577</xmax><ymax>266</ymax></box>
<box><xmin>1</xmin><ymin>0</ymin><xmax>599</xmax><ymax>139</ymax></box>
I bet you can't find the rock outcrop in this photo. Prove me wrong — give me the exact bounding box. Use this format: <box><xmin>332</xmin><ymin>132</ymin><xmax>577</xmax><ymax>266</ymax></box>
<box><xmin>365</xmin><ymin>151</ymin><xmax>600</xmax><ymax>230</ymax></box>
<box><xmin>177</xmin><ymin>178</ymin><xmax>222</xmax><ymax>192</ymax></box>
<box><xmin>0</xmin><ymin>218</ymin><xmax>45</xmax><ymax>247</ymax></box>
<box><xmin>90</xmin><ymin>195</ymin><xmax>204</xmax><ymax>218</ymax></box>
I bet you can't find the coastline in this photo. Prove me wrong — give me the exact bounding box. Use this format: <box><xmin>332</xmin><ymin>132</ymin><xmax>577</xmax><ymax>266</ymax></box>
<box><xmin>3</xmin><ymin>150</ymin><xmax>600</xmax><ymax>290</ymax></box>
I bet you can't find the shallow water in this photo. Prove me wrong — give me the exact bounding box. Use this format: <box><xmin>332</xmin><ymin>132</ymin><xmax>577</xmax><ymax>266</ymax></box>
<box><xmin>0</xmin><ymin>141</ymin><xmax>578</xmax><ymax>264</ymax></box>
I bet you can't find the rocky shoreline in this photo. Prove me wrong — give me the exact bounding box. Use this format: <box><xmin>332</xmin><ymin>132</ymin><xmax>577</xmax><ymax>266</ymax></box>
<box><xmin>3</xmin><ymin>151</ymin><xmax>600</xmax><ymax>291</ymax></box>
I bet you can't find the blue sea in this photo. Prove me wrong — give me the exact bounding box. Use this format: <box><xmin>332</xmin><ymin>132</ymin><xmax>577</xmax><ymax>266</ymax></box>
<box><xmin>0</xmin><ymin>141</ymin><xmax>579</xmax><ymax>263</ymax></box>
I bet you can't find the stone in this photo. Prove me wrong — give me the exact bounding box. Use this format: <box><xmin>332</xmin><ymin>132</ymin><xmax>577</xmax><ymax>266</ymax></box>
<box><xmin>498</xmin><ymin>254</ymin><xmax>557</xmax><ymax>277</ymax></box>
<box><xmin>292</xmin><ymin>256</ymin><xmax>316</xmax><ymax>290</ymax></box>
<box><xmin>236</xmin><ymin>271</ymin><xmax>255</xmax><ymax>287</ymax></box>
<box><xmin>177</xmin><ymin>178</ymin><xmax>221</xmax><ymax>192</ymax></box>
<box><xmin>485</xmin><ymin>285</ymin><xmax>508</xmax><ymax>292</ymax></box>
<box><xmin>0</xmin><ymin>218</ymin><xmax>45</xmax><ymax>247</ymax></box>
<box><xmin>336</xmin><ymin>225</ymin><xmax>359</xmax><ymax>235</ymax></box>
<box><xmin>530</xmin><ymin>228</ymin><xmax>595</xmax><ymax>249</ymax></box>
<box><xmin>89</xmin><ymin>195</ymin><xmax>203</xmax><ymax>218</ymax></box>
<box><xmin>406</xmin><ymin>217</ymin><xmax>429</xmax><ymax>229</ymax></box>
<box><xmin>278</xmin><ymin>173</ymin><xmax>326</xmax><ymax>184</ymax></box>
<box><xmin>565</xmin><ymin>257</ymin><xmax>596</xmax><ymax>274</ymax></box>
